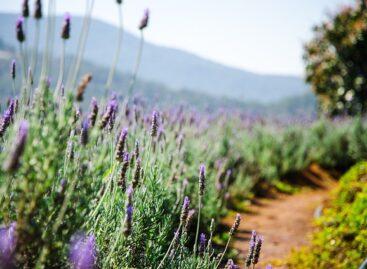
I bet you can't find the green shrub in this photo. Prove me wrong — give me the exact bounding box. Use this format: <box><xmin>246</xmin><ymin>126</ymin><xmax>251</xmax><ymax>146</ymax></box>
<box><xmin>288</xmin><ymin>162</ymin><xmax>367</xmax><ymax>268</ymax></box>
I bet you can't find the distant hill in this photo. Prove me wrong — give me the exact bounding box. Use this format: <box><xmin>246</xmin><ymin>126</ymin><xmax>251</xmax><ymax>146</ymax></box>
<box><xmin>0</xmin><ymin>12</ymin><xmax>308</xmax><ymax>103</ymax></box>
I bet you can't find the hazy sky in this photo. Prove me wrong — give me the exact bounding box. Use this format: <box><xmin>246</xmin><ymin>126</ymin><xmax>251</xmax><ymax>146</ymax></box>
<box><xmin>0</xmin><ymin>0</ymin><xmax>354</xmax><ymax>76</ymax></box>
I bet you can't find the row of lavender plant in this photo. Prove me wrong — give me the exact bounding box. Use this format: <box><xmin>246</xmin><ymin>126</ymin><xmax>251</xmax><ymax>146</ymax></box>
<box><xmin>0</xmin><ymin>1</ymin><xmax>269</xmax><ymax>268</ymax></box>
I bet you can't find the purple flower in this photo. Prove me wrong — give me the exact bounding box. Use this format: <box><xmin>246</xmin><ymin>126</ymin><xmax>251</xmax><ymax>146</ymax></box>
<box><xmin>100</xmin><ymin>99</ymin><xmax>118</xmax><ymax>130</ymax></box>
<box><xmin>61</xmin><ymin>13</ymin><xmax>71</xmax><ymax>40</ymax></box>
<box><xmin>0</xmin><ymin>100</ymin><xmax>16</xmax><ymax>138</ymax></box>
<box><xmin>199</xmin><ymin>164</ymin><xmax>206</xmax><ymax>196</ymax></box>
<box><xmin>22</xmin><ymin>0</ymin><xmax>29</xmax><ymax>18</ymax></box>
<box><xmin>225</xmin><ymin>259</ymin><xmax>240</xmax><ymax>269</ymax></box>
<box><xmin>115</xmin><ymin>128</ymin><xmax>128</xmax><ymax>162</ymax></box>
<box><xmin>80</xmin><ymin>119</ymin><xmax>89</xmax><ymax>146</ymax></box>
<box><xmin>10</xmin><ymin>60</ymin><xmax>16</xmax><ymax>80</ymax></box>
<box><xmin>88</xmin><ymin>98</ymin><xmax>98</xmax><ymax>127</ymax></box>
<box><xmin>245</xmin><ymin>230</ymin><xmax>257</xmax><ymax>267</ymax></box>
<box><xmin>138</xmin><ymin>9</ymin><xmax>149</xmax><ymax>30</ymax></box>
<box><xmin>132</xmin><ymin>158</ymin><xmax>141</xmax><ymax>189</ymax></box>
<box><xmin>124</xmin><ymin>186</ymin><xmax>134</xmax><ymax>236</ymax></box>
<box><xmin>180</xmin><ymin>196</ymin><xmax>190</xmax><ymax>224</ymax></box>
<box><xmin>230</xmin><ymin>213</ymin><xmax>241</xmax><ymax>236</ymax></box>
<box><xmin>16</xmin><ymin>16</ymin><xmax>25</xmax><ymax>43</ymax></box>
<box><xmin>252</xmin><ymin>235</ymin><xmax>263</xmax><ymax>265</ymax></box>
<box><xmin>34</xmin><ymin>0</ymin><xmax>42</xmax><ymax>20</ymax></box>
<box><xmin>266</xmin><ymin>265</ymin><xmax>273</xmax><ymax>269</ymax></box>
<box><xmin>3</xmin><ymin>121</ymin><xmax>29</xmax><ymax>172</ymax></box>
<box><xmin>150</xmin><ymin>111</ymin><xmax>158</xmax><ymax>137</ymax></box>
<box><xmin>69</xmin><ymin>233</ymin><xmax>97</xmax><ymax>269</ymax></box>
<box><xmin>0</xmin><ymin>222</ymin><xmax>17</xmax><ymax>269</ymax></box>
<box><xmin>183</xmin><ymin>209</ymin><xmax>195</xmax><ymax>232</ymax></box>
<box><xmin>199</xmin><ymin>233</ymin><xmax>207</xmax><ymax>255</ymax></box>
<box><xmin>118</xmin><ymin>152</ymin><xmax>130</xmax><ymax>191</ymax></box>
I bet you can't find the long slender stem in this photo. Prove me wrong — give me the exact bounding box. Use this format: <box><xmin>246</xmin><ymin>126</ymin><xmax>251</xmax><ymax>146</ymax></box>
<box><xmin>19</xmin><ymin>43</ymin><xmax>27</xmax><ymax>86</ymax></box>
<box><xmin>193</xmin><ymin>195</ymin><xmax>202</xmax><ymax>256</ymax></box>
<box><xmin>39</xmin><ymin>0</ymin><xmax>56</xmax><ymax>84</ymax></box>
<box><xmin>48</xmin><ymin>0</ymin><xmax>57</xmax><ymax>77</ymax></box>
<box><xmin>215</xmin><ymin>234</ymin><xmax>232</xmax><ymax>269</ymax></box>
<box><xmin>157</xmin><ymin>223</ymin><xmax>182</xmax><ymax>269</ymax></box>
<box><xmin>105</xmin><ymin>4</ymin><xmax>124</xmax><ymax>97</ymax></box>
<box><xmin>127</xmin><ymin>31</ymin><xmax>144</xmax><ymax>98</ymax></box>
<box><xmin>31</xmin><ymin>20</ymin><xmax>40</xmax><ymax>76</ymax></box>
<box><xmin>67</xmin><ymin>0</ymin><xmax>95</xmax><ymax>90</ymax></box>
<box><xmin>24</xmin><ymin>18</ymin><xmax>29</xmax><ymax>71</ymax></box>
<box><xmin>65</xmin><ymin>0</ymin><xmax>90</xmax><ymax>89</ymax></box>
<box><xmin>55</xmin><ymin>41</ymin><xmax>66</xmax><ymax>96</ymax></box>
<box><xmin>12</xmin><ymin>80</ymin><xmax>16</xmax><ymax>96</ymax></box>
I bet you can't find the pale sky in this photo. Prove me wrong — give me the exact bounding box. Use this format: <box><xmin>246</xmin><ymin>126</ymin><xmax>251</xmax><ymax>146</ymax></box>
<box><xmin>0</xmin><ymin>0</ymin><xmax>354</xmax><ymax>76</ymax></box>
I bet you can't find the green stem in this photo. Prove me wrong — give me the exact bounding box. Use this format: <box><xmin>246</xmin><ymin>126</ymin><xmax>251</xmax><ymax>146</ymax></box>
<box><xmin>215</xmin><ymin>233</ymin><xmax>232</xmax><ymax>269</ymax></box>
<box><xmin>19</xmin><ymin>43</ymin><xmax>27</xmax><ymax>86</ymax></box>
<box><xmin>31</xmin><ymin>20</ymin><xmax>40</xmax><ymax>76</ymax></box>
<box><xmin>127</xmin><ymin>31</ymin><xmax>144</xmax><ymax>98</ymax></box>
<box><xmin>55</xmin><ymin>41</ymin><xmax>66</xmax><ymax>97</ymax></box>
<box><xmin>24</xmin><ymin>18</ymin><xmax>29</xmax><ymax>71</ymax></box>
<box><xmin>12</xmin><ymin>79</ymin><xmax>16</xmax><ymax>96</ymax></box>
<box><xmin>105</xmin><ymin>4</ymin><xmax>124</xmax><ymax>96</ymax></box>
<box><xmin>67</xmin><ymin>0</ymin><xmax>95</xmax><ymax>90</ymax></box>
<box><xmin>157</xmin><ymin>223</ymin><xmax>182</xmax><ymax>269</ymax></box>
<box><xmin>39</xmin><ymin>0</ymin><xmax>55</xmax><ymax>84</ymax></box>
<box><xmin>193</xmin><ymin>195</ymin><xmax>202</xmax><ymax>256</ymax></box>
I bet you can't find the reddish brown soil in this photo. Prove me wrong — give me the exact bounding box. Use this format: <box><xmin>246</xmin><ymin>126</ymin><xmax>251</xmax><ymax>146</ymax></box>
<box><xmin>223</xmin><ymin>164</ymin><xmax>337</xmax><ymax>268</ymax></box>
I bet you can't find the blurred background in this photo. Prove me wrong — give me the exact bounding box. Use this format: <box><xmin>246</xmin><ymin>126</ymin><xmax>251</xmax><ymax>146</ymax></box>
<box><xmin>0</xmin><ymin>0</ymin><xmax>360</xmax><ymax>117</ymax></box>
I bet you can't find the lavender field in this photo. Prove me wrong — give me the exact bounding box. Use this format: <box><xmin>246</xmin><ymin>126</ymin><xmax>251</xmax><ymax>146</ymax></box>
<box><xmin>1</xmin><ymin>1</ymin><xmax>367</xmax><ymax>268</ymax></box>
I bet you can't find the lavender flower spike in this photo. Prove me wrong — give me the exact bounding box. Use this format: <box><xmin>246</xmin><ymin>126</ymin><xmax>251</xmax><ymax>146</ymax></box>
<box><xmin>124</xmin><ymin>186</ymin><xmax>134</xmax><ymax>236</ymax></box>
<box><xmin>116</xmin><ymin>128</ymin><xmax>128</xmax><ymax>162</ymax></box>
<box><xmin>245</xmin><ymin>230</ymin><xmax>257</xmax><ymax>267</ymax></box>
<box><xmin>0</xmin><ymin>100</ymin><xmax>16</xmax><ymax>138</ymax></box>
<box><xmin>224</xmin><ymin>259</ymin><xmax>240</xmax><ymax>269</ymax></box>
<box><xmin>88</xmin><ymin>98</ymin><xmax>98</xmax><ymax>127</ymax></box>
<box><xmin>118</xmin><ymin>153</ymin><xmax>129</xmax><ymax>191</ymax></box>
<box><xmin>61</xmin><ymin>13</ymin><xmax>71</xmax><ymax>40</ymax></box>
<box><xmin>34</xmin><ymin>0</ymin><xmax>42</xmax><ymax>20</ymax></box>
<box><xmin>16</xmin><ymin>16</ymin><xmax>25</xmax><ymax>43</ymax></box>
<box><xmin>69</xmin><ymin>233</ymin><xmax>97</xmax><ymax>269</ymax></box>
<box><xmin>183</xmin><ymin>209</ymin><xmax>195</xmax><ymax>232</ymax></box>
<box><xmin>199</xmin><ymin>164</ymin><xmax>206</xmax><ymax>196</ymax></box>
<box><xmin>229</xmin><ymin>213</ymin><xmax>241</xmax><ymax>236</ymax></box>
<box><xmin>100</xmin><ymin>99</ymin><xmax>117</xmax><ymax>130</ymax></box>
<box><xmin>22</xmin><ymin>0</ymin><xmax>29</xmax><ymax>18</ymax></box>
<box><xmin>0</xmin><ymin>222</ymin><xmax>17</xmax><ymax>269</ymax></box>
<box><xmin>150</xmin><ymin>111</ymin><xmax>158</xmax><ymax>137</ymax></box>
<box><xmin>199</xmin><ymin>233</ymin><xmax>207</xmax><ymax>255</ymax></box>
<box><xmin>266</xmin><ymin>265</ymin><xmax>273</xmax><ymax>269</ymax></box>
<box><xmin>3</xmin><ymin>121</ymin><xmax>29</xmax><ymax>172</ymax></box>
<box><xmin>80</xmin><ymin>119</ymin><xmax>89</xmax><ymax>146</ymax></box>
<box><xmin>180</xmin><ymin>196</ymin><xmax>190</xmax><ymax>224</ymax></box>
<box><xmin>252</xmin><ymin>235</ymin><xmax>263</xmax><ymax>265</ymax></box>
<box><xmin>138</xmin><ymin>9</ymin><xmax>149</xmax><ymax>30</ymax></box>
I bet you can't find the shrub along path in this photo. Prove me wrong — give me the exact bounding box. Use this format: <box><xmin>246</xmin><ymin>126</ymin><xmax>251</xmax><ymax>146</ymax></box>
<box><xmin>223</xmin><ymin>164</ymin><xmax>338</xmax><ymax>268</ymax></box>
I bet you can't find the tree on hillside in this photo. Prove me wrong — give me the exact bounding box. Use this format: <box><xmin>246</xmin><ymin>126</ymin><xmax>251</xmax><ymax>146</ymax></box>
<box><xmin>304</xmin><ymin>0</ymin><xmax>367</xmax><ymax>116</ymax></box>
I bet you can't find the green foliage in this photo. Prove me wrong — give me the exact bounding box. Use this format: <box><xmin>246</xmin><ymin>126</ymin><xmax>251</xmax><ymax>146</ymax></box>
<box><xmin>0</xmin><ymin>84</ymin><xmax>236</xmax><ymax>268</ymax></box>
<box><xmin>288</xmin><ymin>162</ymin><xmax>367</xmax><ymax>268</ymax></box>
<box><xmin>304</xmin><ymin>0</ymin><xmax>367</xmax><ymax>116</ymax></box>
<box><xmin>232</xmin><ymin>118</ymin><xmax>367</xmax><ymax>194</ymax></box>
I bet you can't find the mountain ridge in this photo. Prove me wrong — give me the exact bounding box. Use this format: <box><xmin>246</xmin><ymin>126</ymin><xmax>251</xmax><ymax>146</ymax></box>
<box><xmin>0</xmin><ymin>12</ymin><xmax>309</xmax><ymax>103</ymax></box>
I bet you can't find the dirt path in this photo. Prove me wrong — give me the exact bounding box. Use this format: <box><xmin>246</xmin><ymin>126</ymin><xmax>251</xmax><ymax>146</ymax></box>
<box><xmin>223</xmin><ymin>164</ymin><xmax>338</xmax><ymax>268</ymax></box>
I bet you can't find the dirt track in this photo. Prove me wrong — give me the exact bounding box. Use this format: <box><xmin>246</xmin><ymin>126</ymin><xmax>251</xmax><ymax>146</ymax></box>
<box><xmin>222</xmin><ymin>164</ymin><xmax>337</xmax><ymax>268</ymax></box>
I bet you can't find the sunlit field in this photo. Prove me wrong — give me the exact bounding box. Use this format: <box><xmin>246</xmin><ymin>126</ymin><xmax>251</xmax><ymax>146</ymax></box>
<box><xmin>1</xmin><ymin>0</ymin><xmax>367</xmax><ymax>268</ymax></box>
